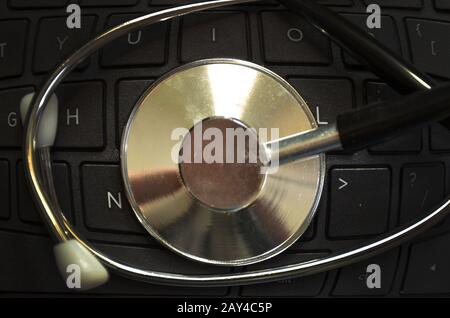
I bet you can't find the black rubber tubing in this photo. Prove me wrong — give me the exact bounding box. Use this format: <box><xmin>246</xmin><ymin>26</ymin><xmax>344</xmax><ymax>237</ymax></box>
<box><xmin>277</xmin><ymin>0</ymin><xmax>435</xmax><ymax>93</ymax></box>
<box><xmin>337</xmin><ymin>82</ymin><xmax>450</xmax><ymax>151</ymax></box>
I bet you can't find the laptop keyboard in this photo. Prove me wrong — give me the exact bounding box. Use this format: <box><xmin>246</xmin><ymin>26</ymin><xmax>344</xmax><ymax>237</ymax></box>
<box><xmin>1</xmin><ymin>0</ymin><xmax>450</xmax><ymax>296</ymax></box>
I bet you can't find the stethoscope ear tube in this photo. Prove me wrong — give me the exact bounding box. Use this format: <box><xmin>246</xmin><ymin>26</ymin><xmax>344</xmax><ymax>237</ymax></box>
<box><xmin>278</xmin><ymin>0</ymin><xmax>434</xmax><ymax>94</ymax></box>
<box><xmin>336</xmin><ymin>82</ymin><xmax>450</xmax><ymax>152</ymax></box>
<box><xmin>22</xmin><ymin>0</ymin><xmax>450</xmax><ymax>290</ymax></box>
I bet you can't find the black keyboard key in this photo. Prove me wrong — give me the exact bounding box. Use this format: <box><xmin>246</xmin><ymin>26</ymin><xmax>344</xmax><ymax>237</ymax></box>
<box><xmin>366</xmin><ymin>82</ymin><xmax>422</xmax><ymax>153</ymax></box>
<box><xmin>82</xmin><ymin>164</ymin><xmax>147</xmax><ymax>234</ymax></box>
<box><xmin>289</xmin><ymin>78</ymin><xmax>353</xmax><ymax>126</ymax></box>
<box><xmin>0</xmin><ymin>86</ymin><xmax>33</xmax><ymax>147</ymax></box>
<box><xmin>33</xmin><ymin>16</ymin><xmax>96</xmax><ymax>73</ymax></box>
<box><xmin>261</xmin><ymin>11</ymin><xmax>331</xmax><ymax>65</ymax></box>
<box><xmin>435</xmin><ymin>0</ymin><xmax>450</xmax><ymax>10</ymax></box>
<box><xmin>54</xmin><ymin>82</ymin><xmax>104</xmax><ymax>149</ymax></box>
<box><xmin>0</xmin><ymin>161</ymin><xmax>10</xmax><ymax>220</ymax></box>
<box><xmin>101</xmin><ymin>14</ymin><xmax>168</xmax><ymax>67</ymax></box>
<box><xmin>0</xmin><ymin>20</ymin><xmax>28</xmax><ymax>78</ymax></box>
<box><xmin>328</xmin><ymin>168</ymin><xmax>391</xmax><ymax>238</ymax></box>
<box><xmin>403</xmin><ymin>232</ymin><xmax>450</xmax><ymax>294</ymax></box>
<box><xmin>406</xmin><ymin>19</ymin><xmax>450</xmax><ymax>78</ymax></box>
<box><xmin>9</xmin><ymin>0</ymin><xmax>68</xmax><ymax>8</ymax></box>
<box><xmin>341</xmin><ymin>14</ymin><xmax>401</xmax><ymax>67</ymax></box>
<box><xmin>363</xmin><ymin>0</ymin><xmax>422</xmax><ymax>8</ymax></box>
<box><xmin>80</xmin><ymin>0</ymin><xmax>138</xmax><ymax>6</ymax></box>
<box><xmin>430</xmin><ymin>123</ymin><xmax>450</xmax><ymax>151</ymax></box>
<box><xmin>366</xmin><ymin>82</ymin><xmax>399</xmax><ymax>104</ymax></box>
<box><xmin>332</xmin><ymin>249</ymin><xmax>399</xmax><ymax>296</ymax></box>
<box><xmin>241</xmin><ymin>253</ymin><xmax>327</xmax><ymax>296</ymax></box>
<box><xmin>180</xmin><ymin>12</ymin><xmax>249</xmax><ymax>62</ymax></box>
<box><xmin>17</xmin><ymin>162</ymin><xmax>72</xmax><ymax>224</ymax></box>
<box><xmin>400</xmin><ymin>164</ymin><xmax>445</xmax><ymax>224</ymax></box>
<box><xmin>117</xmin><ymin>79</ymin><xmax>153</xmax><ymax>145</ymax></box>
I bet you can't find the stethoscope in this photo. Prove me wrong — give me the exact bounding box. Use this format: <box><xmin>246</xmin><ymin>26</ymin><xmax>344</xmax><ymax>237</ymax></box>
<box><xmin>20</xmin><ymin>0</ymin><xmax>450</xmax><ymax>290</ymax></box>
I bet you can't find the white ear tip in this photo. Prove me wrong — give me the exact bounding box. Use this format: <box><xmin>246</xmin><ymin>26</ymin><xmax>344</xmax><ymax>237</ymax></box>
<box><xmin>20</xmin><ymin>92</ymin><xmax>34</xmax><ymax>123</ymax></box>
<box><xmin>20</xmin><ymin>92</ymin><xmax>59</xmax><ymax>148</ymax></box>
<box><xmin>54</xmin><ymin>240</ymin><xmax>109</xmax><ymax>291</ymax></box>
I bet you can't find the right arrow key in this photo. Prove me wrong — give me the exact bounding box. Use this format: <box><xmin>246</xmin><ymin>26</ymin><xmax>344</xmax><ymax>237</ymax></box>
<box><xmin>328</xmin><ymin>168</ymin><xmax>391</xmax><ymax>238</ymax></box>
<box><xmin>338</xmin><ymin>177</ymin><xmax>349</xmax><ymax>190</ymax></box>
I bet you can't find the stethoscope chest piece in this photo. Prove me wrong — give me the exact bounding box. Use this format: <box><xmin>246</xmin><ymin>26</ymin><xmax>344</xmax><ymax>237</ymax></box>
<box><xmin>121</xmin><ymin>59</ymin><xmax>325</xmax><ymax>266</ymax></box>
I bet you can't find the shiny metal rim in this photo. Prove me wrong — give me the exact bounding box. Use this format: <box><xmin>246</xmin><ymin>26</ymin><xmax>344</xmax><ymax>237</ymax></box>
<box><xmin>121</xmin><ymin>58</ymin><xmax>325</xmax><ymax>266</ymax></box>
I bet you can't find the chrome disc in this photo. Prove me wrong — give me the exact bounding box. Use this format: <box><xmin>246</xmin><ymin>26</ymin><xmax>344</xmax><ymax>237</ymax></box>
<box><xmin>121</xmin><ymin>59</ymin><xmax>325</xmax><ymax>266</ymax></box>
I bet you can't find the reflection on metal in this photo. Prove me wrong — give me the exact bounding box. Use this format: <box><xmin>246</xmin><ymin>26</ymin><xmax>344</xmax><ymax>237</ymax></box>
<box><xmin>265</xmin><ymin>123</ymin><xmax>342</xmax><ymax>165</ymax></box>
<box><xmin>121</xmin><ymin>59</ymin><xmax>325</xmax><ymax>265</ymax></box>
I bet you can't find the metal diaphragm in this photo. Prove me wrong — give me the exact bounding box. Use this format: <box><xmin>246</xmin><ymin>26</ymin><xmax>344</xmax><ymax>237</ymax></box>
<box><xmin>121</xmin><ymin>59</ymin><xmax>324</xmax><ymax>266</ymax></box>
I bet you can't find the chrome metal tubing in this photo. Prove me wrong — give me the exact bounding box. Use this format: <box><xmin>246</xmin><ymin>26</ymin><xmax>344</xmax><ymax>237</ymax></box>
<box><xmin>265</xmin><ymin>123</ymin><xmax>342</xmax><ymax>165</ymax></box>
<box><xmin>81</xmin><ymin>196</ymin><xmax>450</xmax><ymax>286</ymax></box>
<box><xmin>38</xmin><ymin>147</ymin><xmax>71</xmax><ymax>241</ymax></box>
